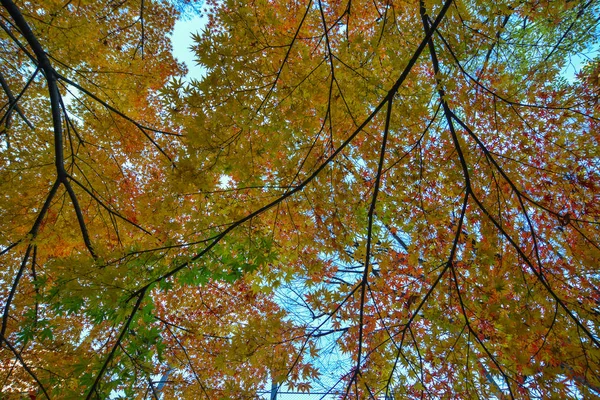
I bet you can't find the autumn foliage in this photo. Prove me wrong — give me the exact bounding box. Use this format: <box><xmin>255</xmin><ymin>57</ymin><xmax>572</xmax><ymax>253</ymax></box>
<box><xmin>1</xmin><ymin>0</ymin><xmax>599</xmax><ymax>398</ymax></box>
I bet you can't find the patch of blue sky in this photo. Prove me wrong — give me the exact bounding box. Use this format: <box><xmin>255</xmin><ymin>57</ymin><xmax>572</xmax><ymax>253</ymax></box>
<box><xmin>170</xmin><ymin>14</ymin><xmax>208</xmax><ymax>82</ymax></box>
<box><xmin>562</xmin><ymin>46</ymin><xmax>598</xmax><ymax>83</ymax></box>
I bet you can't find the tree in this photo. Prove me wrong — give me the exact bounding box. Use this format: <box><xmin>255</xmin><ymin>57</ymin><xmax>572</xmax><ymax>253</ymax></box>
<box><xmin>0</xmin><ymin>0</ymin><xmax>599</xmax><ymax>398</ymax></box>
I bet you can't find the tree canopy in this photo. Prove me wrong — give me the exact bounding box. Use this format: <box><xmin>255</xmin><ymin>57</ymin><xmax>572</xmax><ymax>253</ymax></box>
<box><xmin>1</xmin><ymin>0</ymin><xmax>599</xmax><ymax>398</ymax></box>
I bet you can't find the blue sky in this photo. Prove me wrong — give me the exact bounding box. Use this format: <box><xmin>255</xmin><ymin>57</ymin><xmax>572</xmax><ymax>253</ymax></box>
<box><xmin>171</xmin><ymin>14</ymin><xmax>208</xmax><ymax>81</ymax></box>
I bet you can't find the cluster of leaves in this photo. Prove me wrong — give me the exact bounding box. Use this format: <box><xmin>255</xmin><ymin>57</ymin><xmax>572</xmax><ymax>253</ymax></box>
<box><xmin>0</xmin><ymin>0</ymin><xmax>599</xmax><ymax>398</ymax></box>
